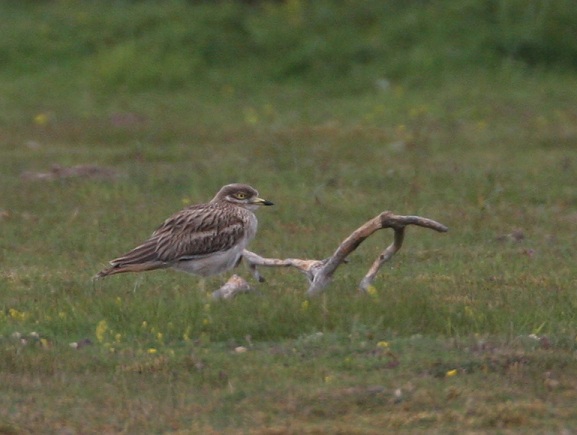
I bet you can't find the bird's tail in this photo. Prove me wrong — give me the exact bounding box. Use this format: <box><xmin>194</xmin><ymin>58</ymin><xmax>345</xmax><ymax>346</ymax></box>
<box><xmin>94</xmin><ymin>239</ymin><xmax>168</xmax><ymax>279</ymax></box>
<box><xmin>94</xmin><ymin>261</ymin><xmax>167</xmax><ymax>279</ymax></box>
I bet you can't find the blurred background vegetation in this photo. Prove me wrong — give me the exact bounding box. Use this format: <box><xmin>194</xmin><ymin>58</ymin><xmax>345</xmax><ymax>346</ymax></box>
<box><xmin>1</xmin><ymin>0</ymin><xmax>577</xmax><ymax>102</ymax></box>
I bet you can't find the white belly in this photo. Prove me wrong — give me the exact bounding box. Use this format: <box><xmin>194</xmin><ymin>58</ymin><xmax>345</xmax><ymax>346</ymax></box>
<box><xmin>171</xmin><ymin>246</ymin><xmax>243</xmax><ymax>277</ymax></box>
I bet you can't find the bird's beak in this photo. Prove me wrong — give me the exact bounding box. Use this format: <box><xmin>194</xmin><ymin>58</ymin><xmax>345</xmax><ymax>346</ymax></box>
<box><xmin>253</xmin><ymin>197</ymin><xmax>274</xmax><ymax>206</ymax></box>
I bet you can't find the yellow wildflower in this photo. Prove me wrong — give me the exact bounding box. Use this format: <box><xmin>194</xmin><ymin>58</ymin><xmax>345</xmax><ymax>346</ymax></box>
<box><xmin>365</xmin><ymin>285</ymin><xmax>378</xmax><ymax>296</ymax></box>
<box><xmin>95</xmin><ymin>320</ymin><xmax>108</xmax><ymax>343</ymax></box>
<box><xmin>183</xmin><ymin>326</ymin><xmax>191</xmax><ymax>341</ymax></box>
<box><xmin>9</xmin><ymin>308</ymin><xmax>28</xmax><ymax>321</ymax></box>
<box><xmin>34</xmin><ymin>113</ymin><xmax>49</xmax><ymax>126</ymax></box>
<box><xmin>244</xmin><ymin>107</ymin><xmax>259</xmax><ymax>125</ymax></box>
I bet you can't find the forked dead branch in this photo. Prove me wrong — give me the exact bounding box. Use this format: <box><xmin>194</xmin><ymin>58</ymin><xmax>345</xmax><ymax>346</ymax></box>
<box><xmin>212</xmin><ymin>211</ymin><xmax>448</xmax><ymax>299</ymax></box>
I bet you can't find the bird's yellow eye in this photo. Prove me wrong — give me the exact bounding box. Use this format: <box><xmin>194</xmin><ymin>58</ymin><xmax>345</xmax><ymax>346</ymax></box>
<box><xmin>235</xmin><ymin>192</ymin><xmax>247</xmax><ymax>199</ymax></box>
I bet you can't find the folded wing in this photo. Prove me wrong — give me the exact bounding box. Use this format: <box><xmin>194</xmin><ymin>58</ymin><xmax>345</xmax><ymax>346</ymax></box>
<box><xmin>96</xmin><ymin>204</ymin><xmax>245</xmax><ymax>277</ymax></box>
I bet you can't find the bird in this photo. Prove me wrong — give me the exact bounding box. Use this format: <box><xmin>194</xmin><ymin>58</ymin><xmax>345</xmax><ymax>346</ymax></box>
<box><xmin>95</xmin><ymin>183</ymin><xmax>273</xmax><ymax>279</ymax></box>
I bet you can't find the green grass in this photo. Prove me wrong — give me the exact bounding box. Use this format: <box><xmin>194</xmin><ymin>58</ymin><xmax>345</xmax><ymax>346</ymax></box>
<box><xmin>1</xmin><ymin>0</ymin><xmax>577</xmax><ymax>432</ymax></box>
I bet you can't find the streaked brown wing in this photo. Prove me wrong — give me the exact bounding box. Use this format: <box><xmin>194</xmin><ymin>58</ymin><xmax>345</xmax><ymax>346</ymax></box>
<box><xmin>153</xmin><ymin>203</ymin><xmax>246</xmax><ymax>262</ymax></box>
<box><xmin>98</xmin><ymin>237</ymin><xmax>166</xmax><ymax>277</ymax></box>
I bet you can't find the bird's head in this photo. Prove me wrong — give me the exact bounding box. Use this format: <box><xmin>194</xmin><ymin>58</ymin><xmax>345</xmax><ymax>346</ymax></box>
<box><xmin>212</xmin><ymin>183</ymin><xmax>274</xmax><ymax>211</ymax></box>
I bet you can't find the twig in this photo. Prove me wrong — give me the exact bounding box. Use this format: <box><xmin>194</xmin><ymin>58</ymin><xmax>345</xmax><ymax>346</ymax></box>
<box><xmin>213</xmin><ymin>211</ymin><xmax>448</xmax><ymax>298</ymax></box>
<box><xmin>212</xmin><ymin>274</ymin><xmax>252</xmax><ymax>300</ymax></box>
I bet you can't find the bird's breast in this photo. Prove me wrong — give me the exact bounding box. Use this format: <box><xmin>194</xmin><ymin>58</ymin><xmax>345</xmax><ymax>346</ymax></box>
<box><xmin>244</xmin><ymin>212</ymin><xmax>258</xmax><ymax>242</ymax></box>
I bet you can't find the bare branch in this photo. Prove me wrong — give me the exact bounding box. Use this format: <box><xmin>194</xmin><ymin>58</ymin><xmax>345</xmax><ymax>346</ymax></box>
<box><xmin>241</xmin><ymin>250</ymin><xmax>326</xmax><ymax>284</ymax></box>
<box><xmin>306</xmin><ymin>212</ymin><xmax>448</xmax><ymax>296</ymax></box>
<box><xmin>212</xmin><ymin>274</ymin><xmax>252</xmax><ymax>300</ymax></box>
<box><xmin>223</xmin><ymin>211</ymin><xmax>448</xmax><ymax>298</ymax></box>
<box><xmin>359</xmin><ymin>227</ymin><xmax>405</xmax><ymax>293</ymax></box>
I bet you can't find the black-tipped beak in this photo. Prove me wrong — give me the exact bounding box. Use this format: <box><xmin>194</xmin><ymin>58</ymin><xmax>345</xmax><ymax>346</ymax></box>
<box><xmin>254</xmin><ymin>197</ymin><xmax>274</xmax><ymax>206</ymax></box>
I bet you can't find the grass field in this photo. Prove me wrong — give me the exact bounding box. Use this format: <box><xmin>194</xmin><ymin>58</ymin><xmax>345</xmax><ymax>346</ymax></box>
<box><xmin>1</xmin><ymin>1</ymin><xmax>577</xmax><ymax>433</ymax></box>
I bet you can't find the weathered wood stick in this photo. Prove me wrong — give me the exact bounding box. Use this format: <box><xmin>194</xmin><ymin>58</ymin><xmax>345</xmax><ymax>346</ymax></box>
<box><xmin>358</xmin><ymin>227</ymin><xmax>405</xmax><ymax>293</ymax></box>
<box><xmin>212</xmin><ymin>211</ymin><xmax>448</xmax><ymax>299</ymax></box>
<box><xmin>211</xmin><ymin>274</ymin><xmax>252</xmax><ymax>300</ymax></box>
